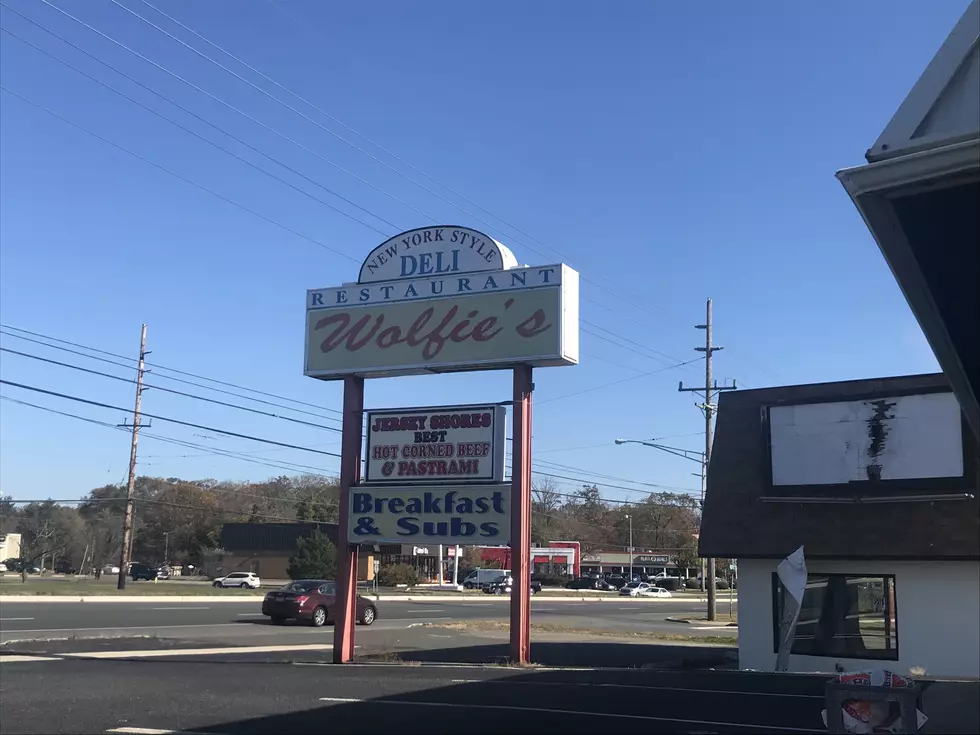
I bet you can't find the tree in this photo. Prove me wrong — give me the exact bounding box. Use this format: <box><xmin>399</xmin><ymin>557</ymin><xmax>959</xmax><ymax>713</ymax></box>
<box><xmin>287</xmin><ymin>531</ymin><xmax>336</xmax><ymax>580</ymax></box>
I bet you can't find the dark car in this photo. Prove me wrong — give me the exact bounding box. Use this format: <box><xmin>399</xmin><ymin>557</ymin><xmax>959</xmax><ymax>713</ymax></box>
<box><xmin>130</xmin><ymin>562</ymin><xmax>158</xmax><ymax>581</ymax></box>
<box><xmin>262</xmin><ymin>580</ymin><xmax>377</xmax><ymax>627</ymax></box>
<box><xmin>603</xmin><ymin>575</ymin><xmax>628</xmax><ymax>589</ymax></box>
<box><xmin>565</xmin><ymin>577</ymin><xmax>615</xmax><ymax>591</ymax></box>
<box><xmin>483</xmin><ymin>574</ymin><xmax>541</xmax><ymax>595</ymax></box>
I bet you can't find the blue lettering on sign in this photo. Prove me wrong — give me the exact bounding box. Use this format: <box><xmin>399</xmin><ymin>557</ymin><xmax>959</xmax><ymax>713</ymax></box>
<box><xmin>399</xmin><ymin>250</ymin><xmax>460</xmax><ymax>277</ymax></box>
<box><xmin>353</xmin><ymin>490</ymin><xmax>505</xmax><ymax>540</ymax></box>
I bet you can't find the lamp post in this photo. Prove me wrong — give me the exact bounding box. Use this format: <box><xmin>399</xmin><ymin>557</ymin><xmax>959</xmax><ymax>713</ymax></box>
<box><xmin>625</xmin><ymin>514</ymin><xmax>633</xmax><ymax>580</ymax></box>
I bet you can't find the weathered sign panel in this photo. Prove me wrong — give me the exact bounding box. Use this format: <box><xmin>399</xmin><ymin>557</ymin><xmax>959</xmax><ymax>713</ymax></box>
<box><xmin>305</xmin><ymin>225</ymin><xmax>578</xmax><ymax>379</ymax></box>
<box><xmin>348</xmin><ymin>484</ymin><xmax>511</xmax><ymax>545</ymax></box>
<box><xmin>365</xmin><ymin>404</ymin><xmax>506</xmax><ymax>484</ymax></box>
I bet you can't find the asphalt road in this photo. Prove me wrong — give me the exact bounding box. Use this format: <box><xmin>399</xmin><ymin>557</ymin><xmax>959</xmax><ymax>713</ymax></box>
<box><xmin>0</xmin><ymin>598</ymin><xmax>736</xmax><ymax>645</ymax></box>
<box><xmin>0</xmin><ymin>657</ymin><xmax>826</xmax><ymax>734</ymax></box>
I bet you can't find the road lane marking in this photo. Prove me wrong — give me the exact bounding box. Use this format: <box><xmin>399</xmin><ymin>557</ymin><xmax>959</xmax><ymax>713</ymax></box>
<box><xmin>316</xmin><ymin>697</ymin><xmax>824</xmax><ymax>729</ymax></box>
<box><xmin>236</xmin><ymin>613</ymin><xmax>265</xmax><ymax>617</ymax></box>
<box><xmin>404</xmin><ymin>608</ymin><xmax>443</xmax><ymax>613</ymax></box>
<box><xmin>66</xmin><ymin>643</ymin><xmax>334</xmax><ymax>659</ymax></box>
<box><xmin>0</xmin><ymin>617</ymin><xmax>35</xmax><ymax>621</ymax></box>
<box><xmin>107</xmin><ymin>729</ymin><xmax>213</xmax><ymax>734</ymax></box>
<box><xmin>533</xmin><ymin>608</ymin><xmax>556</xmax><ymax>612</ymax></box>
<box><xmin>445</xmin><ymin>679</ymin><xmax>821</xmax><ymax>699</ymax></box>
<box><xmin>150</xmin><ymin>607</ymin><xmax>211</xmax><ymax>611</ymax></box>
<box><xmin>0</xmin><ymin>654</ymin><xmax>61</xmax><ymax>663</ymax></box>
<box><xmin>0</xmin><ymin>622</ymin><xmax>245</xmax><ymax>636</ymax></box>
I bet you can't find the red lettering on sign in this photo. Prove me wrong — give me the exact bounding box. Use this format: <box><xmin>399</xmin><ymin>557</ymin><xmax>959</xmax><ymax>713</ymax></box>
<box><xmin>313</xmin><ymin>300</ymin><xmax>554</xmax><ymax>361</ymax></box>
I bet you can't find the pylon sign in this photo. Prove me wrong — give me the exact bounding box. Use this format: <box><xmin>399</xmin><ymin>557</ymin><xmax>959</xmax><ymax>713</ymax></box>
<box><xmin>305</xmin><ymin>225</ymin><xmax>579</xmax><ymax>666</ymax></box>
<box><xmin>305</xmin><ymin>225</ymin><xmax>579</xmax><ymax>378</ymax></box>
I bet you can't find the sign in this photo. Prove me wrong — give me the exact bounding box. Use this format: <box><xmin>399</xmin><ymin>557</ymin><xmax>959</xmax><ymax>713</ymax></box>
<box><xmin>358</xmin><ymin>226</ymin><xmax>519</xmax><ymax>283</ymax></box>
<box><xmin>348</xmin><ymin>484</ymin><xmax>511</xmax><ymax>546</ymax></box>
<box><xmin>373</xmin><ymin>560</ymin><xmax>380</xmax><ymax>574</ymax></box>
<box><xmin>400</xmin><ymin>544</ymin><xmax>433</xmax><ymax>556</ymax></box>
<box><xmin>365</xmin><ymin>404</ymin><xmax>505</xmax><ymax>484</ymax></box>
<box><xmin>304</xmin><ymin>226</ymin><xmax>579</xmax><ymax>380</ymax></box>
<box><xmin>635</xmin><ymin>555</ymin><xmax>670</xmax><ymax>564</ymax></box>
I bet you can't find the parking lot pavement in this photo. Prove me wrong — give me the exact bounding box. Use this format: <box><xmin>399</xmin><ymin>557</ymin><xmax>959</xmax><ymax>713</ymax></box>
<box><xmin>0</xmin><ymin>656</ymin><xmax>829</xmax><ymax>734</ymax></box>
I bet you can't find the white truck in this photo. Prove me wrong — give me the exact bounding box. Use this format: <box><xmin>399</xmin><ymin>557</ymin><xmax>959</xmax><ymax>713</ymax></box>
<box><xmin>462</xmin><ymin>568</ymin><xmax>511</xmax><ymax>590</ymax></box>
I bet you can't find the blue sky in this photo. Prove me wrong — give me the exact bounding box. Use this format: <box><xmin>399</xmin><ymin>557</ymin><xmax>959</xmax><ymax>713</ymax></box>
<box><xmin>0</xmin><ymin>0</ymin><xmax>963</xmax><ymax>504</ymax></box>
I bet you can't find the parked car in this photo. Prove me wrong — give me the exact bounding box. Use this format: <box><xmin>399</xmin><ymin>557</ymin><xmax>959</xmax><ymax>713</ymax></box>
<box><xmin>603</xmin><ymin>575</ymin><xmax>628</xmax><ymax>589</ymax></box>
<box><xmin>213</xmin><ymin>571</ymin><xmax>261</xmax><ymax>589</ymax></box>
<box><xmin>565</xmin><ymin>577</ymin><xmax>615</xmax><ymax>591</ymax></box>
<box><xmin>0</xmin><ymin>562</ymin><xmax>7</xmax><ymax>573</ymax></box>
<box><xmin>262</xmin><ymin>580</ymin><xmax>377</xmax><ymax>627</ymax></box>
<box><xmin>483</xmin><ymin>574</ymin><xmax>541</xmax><ymax>595</ymax></box>
<box><xmin>130</xmin><ymin>562</ymin><xmax>158</xmax><ymax>581</ymax></box>
<box><xmin>54</xmin><ymin>560</ymin><xmax>77</xmax><ymax>575</ymax></box>
<box><xmin>619</xmin><ymin>581</ymin><xmax>672</xmax><ymax>598</ymax></box>
<box><xmin>462</xmin><ymin>568</ymin><xmax>511</xmax><ymax>590</ymax></box>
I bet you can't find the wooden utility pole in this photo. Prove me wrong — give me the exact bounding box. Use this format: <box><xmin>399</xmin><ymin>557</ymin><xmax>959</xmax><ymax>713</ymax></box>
<box><xmin>117</xmin><ymin>324</ymin><xmax>148</xmax><ymax>590</ymax></box>
<box><xmin>680</xmin><ymin>299</ymin><xmax>735</xmax><ymax>620</ymax></box>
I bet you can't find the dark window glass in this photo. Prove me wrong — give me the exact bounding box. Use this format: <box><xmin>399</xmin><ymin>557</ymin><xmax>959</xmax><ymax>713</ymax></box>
<box><xmin>318</xmin><ymin>583</ymin><xmax>336</xmax><ymax>595</ymax></box>
<box><xmin>279</xmin><ymin>581</ymin><xmax>319</xmax><ymax>593</ymax></box>
<box><xmin>773</xmin><ymin>574</ymin><xmax>898</xmax><ymax>660</ymax></box>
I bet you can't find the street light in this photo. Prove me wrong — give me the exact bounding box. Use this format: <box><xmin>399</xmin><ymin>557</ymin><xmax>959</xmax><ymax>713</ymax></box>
<box><xmin>625</xmin><ymin>514</ymin><xmax>633</xmax><ymax>581</ymax></box>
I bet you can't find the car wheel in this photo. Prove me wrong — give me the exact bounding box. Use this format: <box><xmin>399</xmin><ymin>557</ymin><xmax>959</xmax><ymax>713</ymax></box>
<box><xmin>359</xmin><ymin>606</ymin><xmax>376</xmax><ymax>626</ymax></box>
<box><xmin>213</xmin><ymin>581</ymin><xmax>222</xmax><ymax>588</ymax></box>
<box><xmin>270</xmin><ymin>616</ymin><xmax>287</xmax><ymax>625</ymax></box>
<box><xmin>311</xmin><ymin>607</ymin><xmax>327</xmax><ymax>627</ymax></box>
<box><xmin>239</xmin><ymin>582</ymin><xmax>249</xmax><ymax>589</ymax></box>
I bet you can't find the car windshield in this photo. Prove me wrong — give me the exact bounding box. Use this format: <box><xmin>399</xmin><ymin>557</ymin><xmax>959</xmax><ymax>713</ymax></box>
<box><xmin>493</xmin><ymin>575</ymin><xmax>508</xmax><ymax>583</ymax></box>
<box><xmin>625</xmin><ymin>582</ymin><xmax>640</xmax><ymax>588</ymax></box>
<box><xmin>278</xmin><ymin>581</ymin><xmax>319</xmax><ymax>593</ymax></box>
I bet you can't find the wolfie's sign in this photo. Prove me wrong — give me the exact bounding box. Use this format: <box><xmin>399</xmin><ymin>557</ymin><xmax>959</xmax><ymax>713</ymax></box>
<box><xmin>304</xmin><ymin>226</ymin><xmax>579</xmax><ymax>379</ymax></box>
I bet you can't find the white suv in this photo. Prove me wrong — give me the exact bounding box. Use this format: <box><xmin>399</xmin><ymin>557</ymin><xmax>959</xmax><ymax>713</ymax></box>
<box><xmin>213</xmin><ymin>572</ymin><xmax>261</xmax><ymax>589</ymax></box>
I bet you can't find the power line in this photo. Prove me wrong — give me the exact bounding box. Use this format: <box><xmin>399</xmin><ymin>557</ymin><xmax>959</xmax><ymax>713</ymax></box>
<box><xmin>0</xmin><ymin>346</ymin><xmax>341</xmax><ymax>433</ymax></box>
<box><xmin>0</xmin><ymin>379</ymin><xmax>341</xmax><ymax>457</ymax></box>
<box><xmin>537</xmin><ymin>357</ymin><xmax>703</xmax><ymax>406</ymax></box>
<box><xmin>0</xmin><ymin>86</ymin><xmax>358</xmax><ymax>263</ymax></box>
<box><xmin>0</xmin><ymin>326</ymin><xmax>342</xmax><ymax>420</ymax></box>
<box><xmin>0</xmin><ymin>395</ymin><xmax>340</xmax><ymax>477</ymax></box>
<box><xmin>0</xmin><ymin>19</ymin><xmax>399</xmax><ymax>237</ymax></box>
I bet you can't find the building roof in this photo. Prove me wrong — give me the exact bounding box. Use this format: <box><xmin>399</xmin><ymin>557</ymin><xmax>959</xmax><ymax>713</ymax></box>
<box><xmin>699</xmin><ymin>373</ymin><xmax>979</xmax><ymax>560</ymax></box>
<box><xmin>220</xmin><ymin>522</ymin><xmax>339</xmax><ymax>552</ymax></box>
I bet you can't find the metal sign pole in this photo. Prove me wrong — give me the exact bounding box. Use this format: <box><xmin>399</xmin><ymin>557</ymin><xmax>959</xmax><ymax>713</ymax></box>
<box><xmin>333</xmin><ymin>376</ymin><xmax>364</xmax><ymax>664</ymax></box>
<box><xmin>509</xmin><ymin>365</ymin><xmax>533</xmax><ymax>664</ymax></box>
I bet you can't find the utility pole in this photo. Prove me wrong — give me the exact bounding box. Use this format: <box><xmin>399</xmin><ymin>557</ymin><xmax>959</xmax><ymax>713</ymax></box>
<box><xmin>117</xmin><ymin>324</ymin><xmax>148</xmax><ymax>591</ymax></box>
<box><xmin>680</xmin><ymin>299</ymin><xmax>735</xmax><ymax>620</ymax></box>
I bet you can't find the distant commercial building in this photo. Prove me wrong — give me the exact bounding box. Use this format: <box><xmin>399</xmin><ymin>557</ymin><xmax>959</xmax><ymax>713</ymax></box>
<box><xmin>0</xmin><ymin>533</ymin><xmax>22</xmax><ymax>562</ymax></box>
<box><xmin>219</xmin><ymin>523</ymin><xmax>374</xmax><ymax>582</ymax></box>
<box><xmin>479</xmin><ymin>541</ymin><xmax>581</xmax><ymax>577</ymax></box>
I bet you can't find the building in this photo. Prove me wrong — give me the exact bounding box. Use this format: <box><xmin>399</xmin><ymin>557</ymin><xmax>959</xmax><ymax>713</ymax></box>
<box><xmin>699</xmin><ymin>373</ymin><xmax>979</xmax><ymax>677</ymax></box>
<box><xmin>0</xmin><ymin>533</ymin><xmax>22</xmax><ymax>562</ymax></box>
<box><xmin>219</xmin><ymin>523</ymin><xmax>374</xmax><ymax>581</ymax></box>
<box><xmin>376</xmin><ymin>544</ymin><xmax>457</xmax><ymax>582</ymax></box>
<box><xmin>837</xmin><ymin>0</ymin><xmax>979</xmax><ymax>441</ymax></box>
<box><xmin>580</xmin><ymin>550</ymin><xmax>699</xmax><ymax>580</ymax></box>
<box><xmin>479</xmin><ymin>541</ymin><xmax>581</xmax><ymax>577</ymax></box>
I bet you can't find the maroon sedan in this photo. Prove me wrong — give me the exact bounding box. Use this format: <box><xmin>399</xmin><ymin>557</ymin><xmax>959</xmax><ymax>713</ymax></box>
<box><xmin>261</xmin><ymin>580</ymin><xmax>377</xmax><ymax>627</ymax></box>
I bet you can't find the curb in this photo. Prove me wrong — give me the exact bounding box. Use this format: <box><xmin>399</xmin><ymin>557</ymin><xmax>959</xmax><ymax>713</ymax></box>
<box><xmin>665</xmin><ymin>616</ymin><xmax>738</xmax><ymax>626</ymax></box>
<box><xmin>0</xmin><ymin>593</ymin><xmax>734</xmax><ymax>604</ymax></box>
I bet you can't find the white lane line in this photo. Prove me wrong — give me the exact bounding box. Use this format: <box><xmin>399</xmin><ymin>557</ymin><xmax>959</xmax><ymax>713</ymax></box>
<box><xmin>533</xmin><ymin>608</ymin><xmax>556</xmax><ymax>612</ymax></box>
<box><xmin>150</xmin><ymin>607</ymin><xmax>211</xmax><ymax>611</ymax></box>
<box><xmin>0</xmin><ymin>622</ymin><xmax>244</xmax><ymax>636</ymax></box>
<box><xmin>236</xmin><ymin>613</ymin><xmax>265</xmax><ymax>617</ymax></box>
<box><xmin>0</xmin><ymin>617</ymin><xmax>35</xmax><ymax>621</ymax></box>
<box><xmin>107</xmin><ymin>729</ymin><xmax>214</xmax><ymax>735</ymax></box>
<box><xmin>316</xmin><ymin>698</ymin><xmax>824</xmax><ymax>730</ymax></box>
<box><xmin>0</xmin><ymin>655</ymin><xmax>61</xmax><ymax>663</ymax></box>
<box><xmin>67</xmin><ymin>643</ymin><xmax>333</xmax><ymax>659</ymax></box>
<box><xmin>444</xmin><ymin>679</ymin><xmax>822</xmax><ymax>699</ymax></box>
<box><xmin>404</xmin><ymin>609</ymin><xmax>443</xmax><ymax>613</ymax></box>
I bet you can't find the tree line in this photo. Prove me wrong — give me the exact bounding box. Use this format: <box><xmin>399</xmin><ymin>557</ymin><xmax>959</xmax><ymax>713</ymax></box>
<box><xmin>0</xmin><ymin>473</ymin><xmax>710</xmax><ymax>579</ymax></box>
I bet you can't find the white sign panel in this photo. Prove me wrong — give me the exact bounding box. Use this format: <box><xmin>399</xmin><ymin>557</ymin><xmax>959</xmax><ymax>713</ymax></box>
<box><xmin>303</xmin><ymin>225</ymin><xmax>579</xmax><ymax>380</ymax></box>
<box><xmin>348</xmin><ymin>484</ymin><xmax>511</xmax><ymax>546</ymax></box>
<box><xmin>358</xmin><ymin>226</ymin><xmax>518</xmax><ymax>283</ymax></box>
<box><xmin>365</xmin><ymin>404</ymin><xmax>506</xmax><ymax>484</ymax></box>
<box><xmin>769</xmin><ymin>391</ymin><xmax>963</xmax><ymax>486</ymax></box>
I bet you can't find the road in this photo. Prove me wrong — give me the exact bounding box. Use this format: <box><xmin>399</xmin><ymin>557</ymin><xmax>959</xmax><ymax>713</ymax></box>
<box><xmin>0</xmin><ymin>598</ymin><xmax>737</xmax><ymax>645</ymax></box>
<box><xmin>0</xmin><ymin>656</ymin><xmax>826</xmax><ymax>734</ymax></box>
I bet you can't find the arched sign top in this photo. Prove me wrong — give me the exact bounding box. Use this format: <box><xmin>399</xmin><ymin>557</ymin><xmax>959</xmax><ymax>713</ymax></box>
<box><xmin>359</xmin><ymin>225</ymin><xmax>518</xmax><ymax>284</ymax></box>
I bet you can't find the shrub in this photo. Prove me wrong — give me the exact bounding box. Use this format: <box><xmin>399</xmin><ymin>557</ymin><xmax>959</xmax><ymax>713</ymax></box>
<box><xmin>287</xmin><ymin>532</ymin><xmax>336</xmax><ymax>580</ymax></box>
<box><xmin>655</xmin><ymin>577</ymin><xmax>680</xmax><ymax>591</ymax></box>
<box><xmin>716</xmin><ymin>579</ymin><xmax>730</xmax><ymax>590</ymax></box>
<box><xmin>377</xmin><ymin>563</ymin><xmax>419</xmax><ymax>587</ymax></box>
<box><xmin>685</xmin><ymin>578</ymin><xmax>702</xmax><ymax>589</ymax></box>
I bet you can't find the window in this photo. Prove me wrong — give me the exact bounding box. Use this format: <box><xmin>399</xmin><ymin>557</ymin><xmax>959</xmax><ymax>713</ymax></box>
<box><xmin>772</xmin><ymin>574</ymin><xmax>898</xmax><ymax>660</ymax></box>
<box><xmin>318</xmin><ymin>583</ymin><xmax>336</xmax><ymax>596</ymax></box>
